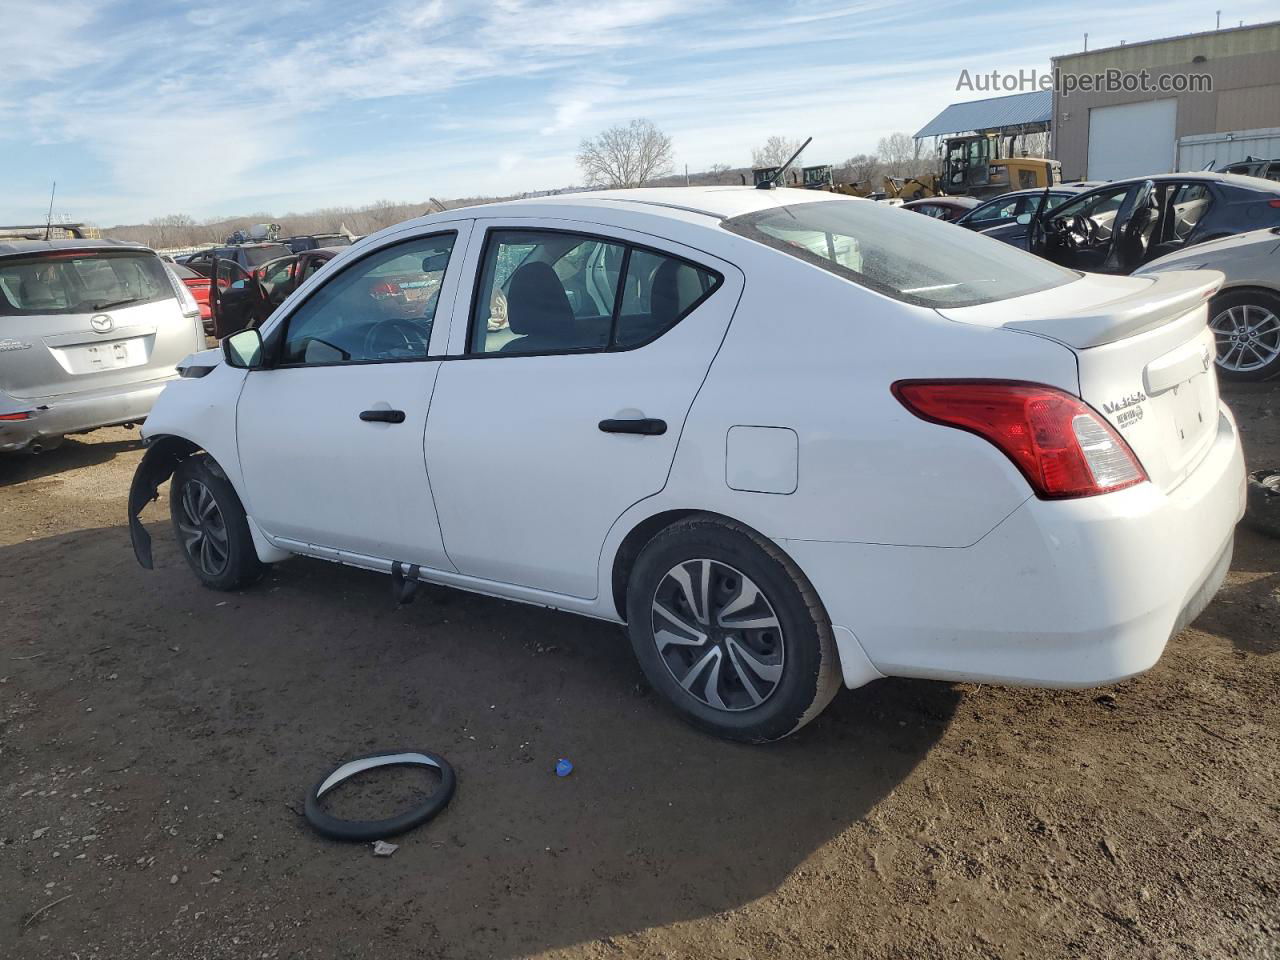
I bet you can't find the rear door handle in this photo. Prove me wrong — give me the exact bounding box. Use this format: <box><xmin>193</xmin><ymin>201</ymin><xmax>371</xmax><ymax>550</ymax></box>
<box><xmin>599</xmin><ymin>418</ymin><xmax>666</xmax><ymax>436</ymax></box>
<box><xmin>359</xmin><ymin>409</ymin><xmax>406</xmax><ymax>424</ymax></box>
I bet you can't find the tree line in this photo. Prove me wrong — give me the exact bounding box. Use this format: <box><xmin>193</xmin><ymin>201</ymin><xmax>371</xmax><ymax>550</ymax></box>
<box><xmin>102</xmin><ymin>121</ymin><xmax>938</xmax><ymax>249</ymax></box>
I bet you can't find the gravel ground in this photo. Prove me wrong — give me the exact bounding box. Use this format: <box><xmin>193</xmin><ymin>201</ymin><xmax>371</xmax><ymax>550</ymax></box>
<box><xmin>1</xmin><ymin>383</ymin><xmax>1277</xmax><ymax>960</ymax></box>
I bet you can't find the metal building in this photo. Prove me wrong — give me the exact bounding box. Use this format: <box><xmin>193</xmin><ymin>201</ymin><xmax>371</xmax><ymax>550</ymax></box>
<box><xmin>1051</xmin><ymin>20</ymin><xmax>1280</xmax><ymax>180</ymax></box>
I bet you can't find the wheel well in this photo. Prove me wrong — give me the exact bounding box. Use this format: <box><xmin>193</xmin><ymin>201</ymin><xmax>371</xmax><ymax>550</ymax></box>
<box><xmin>610</xmin><ymin>510</ymin><xmax>699</xmax><ymax>621</ymax></box>
<box><xmin>1213</xmin><ymin>284</ymin><xmax>1280</xmax><ymax>305</ymax></box>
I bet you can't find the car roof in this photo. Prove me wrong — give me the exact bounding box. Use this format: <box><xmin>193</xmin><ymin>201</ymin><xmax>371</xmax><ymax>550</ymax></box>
<box><xmin>1103</xmin><ymin>170</ymin><xmax>1279</xmax><ymax>190</ymax></box>
<box><xmin>452</xmin><ymin>186</ymin><xmax>842</xmax><ymax>223</ymax></box>
<box><xmin>0</xmin><ymin>237</ymin><xmax>152</xmax><ymax>259</ymax></box>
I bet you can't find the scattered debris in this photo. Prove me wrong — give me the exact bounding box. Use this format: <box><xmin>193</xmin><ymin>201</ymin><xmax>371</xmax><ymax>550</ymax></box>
<box><xmin>169</xmin><ymin>874</ymin><xmax>179</xmax><ymax>885</ymax></box>
<box><xmin>555</xmin><ymin>758</ymin><xmax>574</xmax><ymax>778</ymax></box>
<box><xmin>23</xmin><ymin>894</ymin><xmax>72</xmax><ymax>928</ymax></box>
<box><xmin>1101</xmin><ymin>837</ymin><xmax>1121</xmax><ymax>863</ymax></box>
<box><xmin>372</xmin><ymin>840</ymin><xmax>398</xmax><ymax>857</ymax></box>
<box><xmin>32</xmin><ymin>827</ymin><xmax>49</xmax><ymax>839</ymax></box>
<box><xmin>1094</xmin><ymin>693</ymin><xmax>1118</xmax><ymax>710</ymax></box>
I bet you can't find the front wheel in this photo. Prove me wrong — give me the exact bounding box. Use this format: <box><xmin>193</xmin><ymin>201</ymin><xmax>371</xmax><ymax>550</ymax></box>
<box><xmin>170</xmin><ymin>454</ymin><xmax>263</xmax><ymax>590</ymax></box>
<box><xmin>1210</xmin><ymin>290</ymin><xmax>1280</xmax><ymax>381</ymax></box>
<box><xmin>625</xmin><ymin>516</ymin><xmax>841</xmax><ymax>742</ymax></box>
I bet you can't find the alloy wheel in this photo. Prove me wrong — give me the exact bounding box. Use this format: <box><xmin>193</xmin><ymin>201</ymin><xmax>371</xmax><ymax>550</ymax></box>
<box><xmin>650</xmin><ymin>559</ymin><xmax>785</xmax><ymax>712</ymax></box>
<box><xmin>1211</xmin><ymin>303</ymin><xmax>1280</xmax><ymax>374</ymax></box>
<box><xmin>177</xmin><ymin>479</ymin><xmax>230</xmax><ymax>578</ymax></box>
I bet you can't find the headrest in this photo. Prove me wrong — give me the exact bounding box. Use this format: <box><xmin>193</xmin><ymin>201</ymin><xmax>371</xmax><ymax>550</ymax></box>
<box><xmin>507</xmin><ymin>262</ymin><xmax>573</xmax><ymax>337</ymax></box>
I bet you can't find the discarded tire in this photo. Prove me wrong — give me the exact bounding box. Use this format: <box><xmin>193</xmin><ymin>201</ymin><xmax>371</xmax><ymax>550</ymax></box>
<box><xmin>1246</xmin><ymin>469</ymin><xmax>1280</xmax><ymax>539</ymax></box>
<box><xmin>304</xmin><ymin>750</ymin><xmax>456</xmax><ymax>842</ymax></box>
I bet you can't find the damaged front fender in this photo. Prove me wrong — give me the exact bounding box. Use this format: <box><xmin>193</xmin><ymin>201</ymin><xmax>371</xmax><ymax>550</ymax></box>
<box><xmin>128</xmin><ymin>435</ymin><xmax>198</xmax><ymax>569</ymax></box>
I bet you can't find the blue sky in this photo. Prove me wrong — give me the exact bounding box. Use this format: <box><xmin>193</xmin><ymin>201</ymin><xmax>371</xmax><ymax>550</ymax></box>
<box><xmin>0</xmin><ymin>0</ymin><xmax>1274</xmax><ymax>225</ymax></box>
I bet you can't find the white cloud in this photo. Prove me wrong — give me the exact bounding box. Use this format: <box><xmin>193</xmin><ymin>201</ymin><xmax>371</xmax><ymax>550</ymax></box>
<box><xmin>2</xmin><ymin>0</ymin><xmax>1278</xmax><ymax>223</ymax></box>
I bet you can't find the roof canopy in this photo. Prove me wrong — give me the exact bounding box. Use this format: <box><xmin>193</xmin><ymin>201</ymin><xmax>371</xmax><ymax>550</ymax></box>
<box><xmin>914</xmin><ymin>90</ymin><xmax>1052</xmax><ymax>139</ymax></box>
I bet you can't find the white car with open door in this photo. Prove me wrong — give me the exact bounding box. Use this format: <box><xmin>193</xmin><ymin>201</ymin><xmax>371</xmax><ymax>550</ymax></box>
<box><xmin>129</xmin><ymin>187</ymin><xmax>1246</xmax><ymax>742</ymax></box>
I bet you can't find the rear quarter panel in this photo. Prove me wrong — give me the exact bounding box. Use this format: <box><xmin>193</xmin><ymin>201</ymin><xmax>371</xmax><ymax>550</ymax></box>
<box><xmin>624</xmin><ymin>248</ymin><xmax>1081</xmax><ymax>550</ymax></box>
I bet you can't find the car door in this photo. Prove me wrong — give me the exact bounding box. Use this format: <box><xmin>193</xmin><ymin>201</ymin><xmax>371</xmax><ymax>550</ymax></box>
<box><xmin>234</xmin><ymin>224</ymin><xmax>470</xmax><ymax>571</ymax></box>
<box><xmin>1030</xmin><ymin>183</ymin><xmax>1136</xmax><ymax>272</ymax></box>
<box><xmin>424</xmin><ymin>219</ymin><xmax>743</xmax><ymax>599</ymax></box>
<box><xmin>209</xmin><ymin>258</ymin><xmax>264</xmax><ymax>338</ymax></box>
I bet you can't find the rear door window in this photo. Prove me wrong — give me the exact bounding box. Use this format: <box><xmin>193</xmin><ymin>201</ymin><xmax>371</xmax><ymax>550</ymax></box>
<box><xmin>470</xmin><ymin>230</ymin><xmax>721</xmax><ymax>355</ymax></box>
<box><xmin>0</xmin><ymin>250</ymin><xmax>175</xmax><ymax>316</ymax></box>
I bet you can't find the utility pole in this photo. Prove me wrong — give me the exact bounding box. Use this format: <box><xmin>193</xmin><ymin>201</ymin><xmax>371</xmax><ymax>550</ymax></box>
<box><xmin>43</xmin><ymin>181</ymin><xmax>56</xmax><ymax>240</ymax></box>
<box><xmin>1083</xmin><ymin>32</ymin><xmax>1088</xmax><ymax>51</ymax></box>
<box><xmin>1216</xmin><ymin>10</ymin><xmax>1221</xmax><ymax>29</ymax></box>
<box><xmin>684</xmin><ymin>164</ymin><xmax>689</xmax><ymax>187</ymax></box>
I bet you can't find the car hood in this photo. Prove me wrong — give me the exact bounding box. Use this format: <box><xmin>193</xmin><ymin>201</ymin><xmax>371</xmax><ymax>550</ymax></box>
<box><xmin>176</xmin><ymin>346</ymin><xmax>221</xmax><ymax>374</ymax></box>
<box><xmin>1137</xmin><ymin>228</ymin><xmax>1280</xmax><ymax>273</ymax></box>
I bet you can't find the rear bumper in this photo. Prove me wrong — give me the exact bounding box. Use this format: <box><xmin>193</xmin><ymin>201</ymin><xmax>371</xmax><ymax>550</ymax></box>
<box><xmin>0</xmin><ymin>377</ymin><xmax>176</xmax><ymax>452</ymax></box>
<box><xmin>784</xmin><ymin>403</ymin><xmax>1248</xmax><ymax>688</ymax></box>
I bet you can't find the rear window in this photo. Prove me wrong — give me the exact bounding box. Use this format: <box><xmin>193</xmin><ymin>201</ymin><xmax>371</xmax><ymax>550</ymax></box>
<box><xmin>722</xmin><ymin>198</ymin><xmax>1077</xmax><ymax>308</ymax></box>
<box><xmin>240</xmin><ymin>244</ymin><xmax>292</xmax><ymax>267</ymax></box>
<box><xmin>0</xmin><ymin>250</ymin><xmax>175</xmax><ymax>316</ymax></box>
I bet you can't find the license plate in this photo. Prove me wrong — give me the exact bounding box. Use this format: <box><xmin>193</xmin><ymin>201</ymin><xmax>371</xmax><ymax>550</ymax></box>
<box><xmin>86</xmin><ymin>342</ymin><xmax>131</xmax><ymax>369</ymax></box>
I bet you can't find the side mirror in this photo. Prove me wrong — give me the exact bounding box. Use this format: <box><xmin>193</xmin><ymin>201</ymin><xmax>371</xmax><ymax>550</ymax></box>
<box><xmin>1015</xmin><ymin>213</ymin><xmax>1032</xmax><ymax>226</ymax></box>
<box><xmin>223</xmin><ymin>328</ymin><xmax>264</xmax><ymax>369</ymax></box>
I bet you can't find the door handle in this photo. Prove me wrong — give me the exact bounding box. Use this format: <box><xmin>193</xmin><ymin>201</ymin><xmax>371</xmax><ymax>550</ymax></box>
<box><xmin>599</xmin><ymin>417</ymin><xmax>666</xmax><ymax>436</ymax></box>
<box><xmin>359</xmin><ymin>409</ymin><xmax>406</xmax><ymax>424</ymax></box>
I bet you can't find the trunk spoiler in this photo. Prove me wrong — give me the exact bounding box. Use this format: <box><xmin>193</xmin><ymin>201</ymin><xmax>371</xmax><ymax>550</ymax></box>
<box><xmin>1005</xmin><ymin>270</ymin><xmax>1224</xmax><ymax>349</ymax></box>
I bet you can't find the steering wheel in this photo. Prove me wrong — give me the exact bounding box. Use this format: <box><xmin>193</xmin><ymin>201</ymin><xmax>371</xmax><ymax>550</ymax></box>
<box><xmin>1069</xmin><ymin>214</ymin><xmax>1099</xmax><ymax>250</ymax></box>
<box><xmin>361</xmin><ymin>318</ymin><xmax>431</xmax><ymax>358</ymax></box>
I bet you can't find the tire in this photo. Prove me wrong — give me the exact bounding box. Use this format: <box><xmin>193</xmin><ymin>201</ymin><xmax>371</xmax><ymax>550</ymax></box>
<box><xmin>1209</xmin><ymin>289</ymin><xmax>1280</xmax><ymax>382</ymax></box>
<box><xmin>169</xmin><ymin>454</ymin><xmax>264</xmax><ymax>590</ymax></box>
<box><xmin>1246</xmin><ymin>470</ymin><xmax>1280</xmax><ymax>539</ymax></box>
<box><xmin>625</xmin><ymin>515</ymin><xmax>841</xmax><ymax>743</ymax></box>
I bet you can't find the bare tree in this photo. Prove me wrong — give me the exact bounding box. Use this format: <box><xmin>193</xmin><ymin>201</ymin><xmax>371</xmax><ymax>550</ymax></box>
<box><xmin>146</xmin><ymin>213</ymin><xmax>197</xmax><ymax>250</ymax></box>
<box><xmin>576</xmin><ymin>119</ymin><xmax>674</xmax><ymax>189</ymax></box>
<box><xmin>751</xmin><ymin>135</ymin><xmax>804</xmax><ymax>169</ymax></box>
<box><xmin>839</xmin><ymin>153</ymin><xmax>881</xmax><ymax>187</ymax></box>
<box><xmin>707</xmin><ymin>162</ymin><xmax>736</xmax><ymax>184</ymax></box>
<box><xmin>877</xmin><ymin>132</ymin><xmax>918</xmax><ymax>178</ymax></box>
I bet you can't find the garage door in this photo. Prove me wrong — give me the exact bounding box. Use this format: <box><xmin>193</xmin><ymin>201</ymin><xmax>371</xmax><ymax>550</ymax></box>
<box><xmin>1087</xmin><ymin>99</ymin><xmax>1177</xmax><ymax>181</ymax></box>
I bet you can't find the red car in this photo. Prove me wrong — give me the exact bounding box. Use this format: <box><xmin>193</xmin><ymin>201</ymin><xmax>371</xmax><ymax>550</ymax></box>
<box><xmin>167</xmin><ymin>262</ymin><xmax>212</xmax><ymax>332</ymax></box>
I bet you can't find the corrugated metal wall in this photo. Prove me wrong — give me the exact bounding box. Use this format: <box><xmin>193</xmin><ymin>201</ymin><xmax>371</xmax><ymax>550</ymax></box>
<box><xmin>1177</xmin><ymin>127</ymin><xmax>1280</xmax><ymax>170</ymax></box>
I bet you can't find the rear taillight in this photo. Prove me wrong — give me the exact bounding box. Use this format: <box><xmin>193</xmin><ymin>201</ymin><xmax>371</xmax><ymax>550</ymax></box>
<box><xmin>164</xmin><ymin>265</ymin><xmax>201</xmax><ymax>319</ymax></box>
<box><xmin>0</xmin><ymin>412</ymin><xmax>32</xmax><ymax>421</ymax></box>
<box><xmin>892</xmin><ymin>380</ymin><xmax>1147</xmax><ymax>499</ymax></box>
<box><xmin>1269</xmin><ymin>199</ymin><xmax>1280</xmax><ymax>208</ymax></box>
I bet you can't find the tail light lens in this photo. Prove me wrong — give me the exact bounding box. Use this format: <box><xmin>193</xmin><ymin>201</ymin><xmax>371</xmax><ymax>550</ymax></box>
<box><xmin>892</xmin><ymin>380</ymin><xmax>1147</xmax><ymax>499</ymax></box>
<box><xmin>0</xmin><ymin>412</ymin><xmax>32</xmax><ymax>421</ymax></box>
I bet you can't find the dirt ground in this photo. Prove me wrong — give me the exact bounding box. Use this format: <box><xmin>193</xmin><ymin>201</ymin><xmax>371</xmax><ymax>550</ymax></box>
<box><xmin>1</xmin><ymin>384</ymin><xmax>1278</xmax><ymax>960</ymax></box>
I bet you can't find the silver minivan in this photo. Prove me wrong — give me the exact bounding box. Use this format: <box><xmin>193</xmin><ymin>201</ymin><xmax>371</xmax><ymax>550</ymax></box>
<box><xmin>0</xmin><ymin>239</ymin><xmax>204</xmax><ymax>453</ymax></box>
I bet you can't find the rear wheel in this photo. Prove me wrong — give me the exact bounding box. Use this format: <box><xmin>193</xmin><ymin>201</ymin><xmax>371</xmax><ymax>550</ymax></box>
<box><xmin>625</xmin><ymin>515</ymin><xmax>841</xmax><ymax>742</ymax></box>
<box><xmin>1210</xmin><ymin>289</ymin><xmax>1280</xmax><ymax>381</ymax></box>
<box><xmin>169</xmin><ymin>454</ymin><xmax>263</xmax><ymax>590</ymax></box>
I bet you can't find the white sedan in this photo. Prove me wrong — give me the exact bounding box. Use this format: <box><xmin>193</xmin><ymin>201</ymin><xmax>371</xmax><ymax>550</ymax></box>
<box><xmin>129</xmin><ymin>187</ymin><xmax>1246</xmax><ymax>742</ymax></box>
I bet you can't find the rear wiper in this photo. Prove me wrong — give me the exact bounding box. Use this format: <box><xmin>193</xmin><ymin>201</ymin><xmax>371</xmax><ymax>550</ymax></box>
<box><xmin>93</xmin><ymin>297</ymin><xmax>143</xmax><ymax>311</ymax></box>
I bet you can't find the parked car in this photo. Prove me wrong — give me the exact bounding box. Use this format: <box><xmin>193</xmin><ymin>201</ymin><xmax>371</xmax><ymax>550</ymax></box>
<box><xmin>0</xmin><ymin>239</ymin><xmax>204</xmax><ymax>453</ymax></box>
<box><xmin>286</xmin><ymin>234</ymin><xmax>354</xmax><ymax>254</ymax></box>
<box><xmin>1028</xmin><ymin>172</ymin><xmax>1280</xmax><ymax>274</ymax></box>
<box><xmin>1136</xmin><ymin>226</ymin><xmax>1280</xmax><ymax>381</ymax></box>
<box><xmin>129</xmin><ymin>187</ymin><xmax>1245</xmax><ymax>742</ymax></box>
<box><xmin>208</xmin><ymin>247</ymin><xmax>343</xmax><ymax>338</ymax></box>
<box><xmin>954</xmin><ymin>185</ymin><xmax>1094</xmax><ymax>247</ymax></box>
<box><xmin>1217</xmin><ymin>157</ymin><xmax>1280</xmax><ymax>182</ymax></box>
<box><xmin>181</xmin><ymin>242</ymin><xmax>293</xmax><ymax>278</ymax></box>
<box><xmin>167</xmin><ymin>261</ymin><xmax>213</xmax><ymax>331</ymax></box>
<box><xmin>900</xmin><ymin>196</ymin><xmax>978</xmax><ymax>221</ymax></box>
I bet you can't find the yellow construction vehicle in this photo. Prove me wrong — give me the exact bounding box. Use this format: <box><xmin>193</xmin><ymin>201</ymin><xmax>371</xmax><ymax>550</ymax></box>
<box><xmin>938</xmin><ymin>134</ymin><xmax>1060</xmax><ymax>198</ymax></box>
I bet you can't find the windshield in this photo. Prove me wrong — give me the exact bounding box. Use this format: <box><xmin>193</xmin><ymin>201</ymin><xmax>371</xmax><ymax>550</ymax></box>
<box><xmin>240</xmin><ymin>244</ymin><xmax>292</xmax><ymax>267</ymax></box>
<box><xmin>0</xmin><ymin>249</ymin><xmax>175</xmax><ymax>316</ymax></box>
<box><xmin>723</xmin><ymin>198</ymin><xmax>1077</xmax><ymax>307</ymax></box>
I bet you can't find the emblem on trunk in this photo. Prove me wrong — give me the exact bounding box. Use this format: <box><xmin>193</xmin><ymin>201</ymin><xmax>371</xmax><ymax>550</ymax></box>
<box><xmin>1102</xmin><ymin>391</ymin><xmax>1146</xmax><ymax>415</ymax></box>
<box><xmin>0</xmin><ymin>338</ymin><xmax>32</xmax><ymax>352</ymax></box>
<box><xmin>90</xmin><ymin>314</ymin><xmax>114</xmax><ymax>333</ymax></box>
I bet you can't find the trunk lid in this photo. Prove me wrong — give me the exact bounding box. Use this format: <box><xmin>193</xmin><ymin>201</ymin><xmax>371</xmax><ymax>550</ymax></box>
<box><xmin>939</xmin><ymin>270</ymin><xmax>1224</xmax><ymax>493</ymax></box>
<box><xmin>0</xmin><ymin>248</ymin><xmax>200</xmax><ymax>400</ymax></box>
